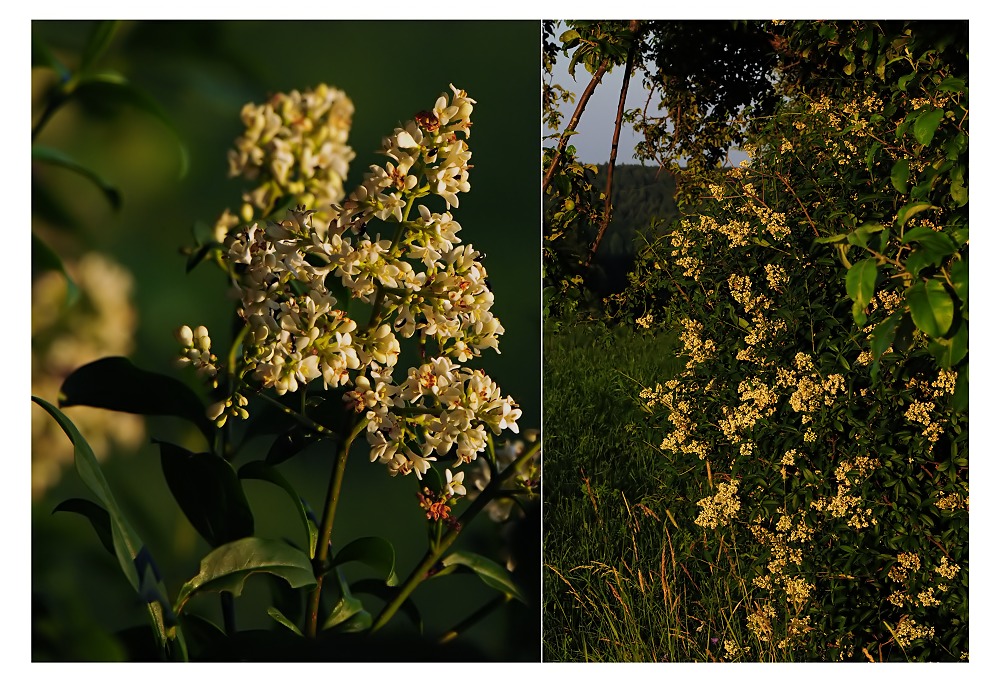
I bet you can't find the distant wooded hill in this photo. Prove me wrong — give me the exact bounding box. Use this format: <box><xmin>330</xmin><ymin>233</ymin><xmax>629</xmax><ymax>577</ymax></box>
<box><xmin>586</xmin><ymin>163</ymin><xmax>680</xmax><ymax>295</ymax></box>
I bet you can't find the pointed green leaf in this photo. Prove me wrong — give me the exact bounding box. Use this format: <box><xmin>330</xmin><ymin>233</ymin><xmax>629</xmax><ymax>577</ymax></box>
<box><xmin>439</xmin><ymin>551</ymin><xmax>527</xmax><ymax>605</ymax></box>
<box><xmin>31</xmin><ymin>396</ymin><xmax>175</xmax><ymax>653</ymax></box>
<box><xmin>896</xmin><ymin>202</ymin><xmax>934</xmax><ymax>228</ymax></box>
<box><xmin>869</xmin><ymin>310</ymin><xmax>903</xmax><ymax>380</ymax></box>
<box><xmin>238</xmin><ymin>461</ymin><xmax>317</xmax><ymax>558</ymax></box>
<box><xmin>890</xmin><ymin>158</ymin><xmax>909</xmax><ymax>194</ymax></box>
<box><xmin>59</xmin><ymin>356</ymin><xmax>213</xmax><ymax>440</ymax></box>
<box><xmin>174</xmin><ymin>538</ymin><xmax>316</xmax><ymax>615</ymax></box>
<box><xmin>906</xmin><ymin>279</ymin><xmax>954</xmax><ymax>338</ymax></box>
<box><xmin>814</xmin><ymin>233</ymin><xmax>849</xmax><ymax>245</ymax></box>
<box><xmin>905</xmin><ymin>248</ymin><xmax>937</xmax><ymax>276</ymax></box>
<box><xmin>80</xmin><ymin>21</ymin><xmax>119</xmax><ymax>74</ymax></box>
<box><xmin>950</xmin><ymin>179</ymin><xmax>968</xmax><ymax>206</ymax></box>
<box><xmin>901</xmin><ymin>225</ymin><xmax>957</xmax><ymax>254</ymax></box>
<box><xmin>847</xmin><ymin>223</ymin><xmax>885</xmax><ymax>248</ymax></box>
<box><xmin>927</xmin><ymin>320</ymin><xmax>968</xmax><ymax>368</ymax></box>
<box><xmin>330</xmin><ymin>536</ymin><xmax>398</xmax><ymax>586</ymax></box>
<box><xmin>912</xmin><ymin>108</ymin><xmax>945</xmax><ymax>146</ymax></box>
<box><xmin>159</xmin><ymin>441</ymin><xmax>254</xmax><ymax>548</ymax></box>
<box><xmin>53</xmin><ymin>498</ymin><xmax>114</xmax><ymax>555</ymax></box>
<box><xmin>265</xmin><ymin>426</ymin><xmax>323</xmax><ymax>466</ymax></box>
<box><xmin>31</xmin><ymin>231</ymin><xmax>80</xmax><ymax>306</ymax></box>
<box><xmin>845</xmin><ymin>258</ymin><xmax>878</xmax><ymax>308</ymax></box>
<box><xmin>851</xmin><ymin>299</ymin><xmax>868</xmax><ymax>327</ymax></box>
<box><xmin>72</xmin><ymin>73</ymin><xmax>188</xmax><ymax>178</ymax></box>
<box><xmin>323</xmin><ymin>570</ymin><xmax>371</xmax><ymax>633</ymax></box>
<box><xmin>936</xmin><ymin>77</ymin><xmax>966</xmax><ymax>93</ymax></box>
<box><xmin>267</xmin><ymin>607</ymin><xmax>303</xmax><ymax>636</ymax></box>
<box><xmin>32</xmin><ymin>145</ymin><xmax>123</xmax><ymax>210</ymax></box>
<box><xmin>559</xmin><ymin>29</ymin><xmax>581</xmax><ymax>45</ymax></box>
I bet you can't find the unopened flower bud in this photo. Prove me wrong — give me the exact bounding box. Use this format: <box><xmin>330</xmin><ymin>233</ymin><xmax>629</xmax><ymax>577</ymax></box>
<box><xmin>176</xmin><ymin>325</ymin><xmax>194</xmax><ymax>347</ymax></box>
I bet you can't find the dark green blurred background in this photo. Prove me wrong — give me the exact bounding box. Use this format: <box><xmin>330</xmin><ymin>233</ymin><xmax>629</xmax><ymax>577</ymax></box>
<box><xmin>31</xmin><ymin>20</ymin><xmax>540</xmax><ymax>661</ymax></box>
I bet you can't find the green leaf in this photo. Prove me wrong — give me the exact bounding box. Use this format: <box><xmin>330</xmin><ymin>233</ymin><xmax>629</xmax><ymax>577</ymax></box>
<box><xmin>238</xmin><ymin>461</ymin><xmax>318</xmax><ymax>558</ymax></box>
<box><xmin>927</xmin><ymin>320</ymin><xmax>968</xmax><ymax>368</ymax></box>
<box><xmin>936</xmin><ymin>77</ymin><xmax>966</xmax><ymax>93</ymax></box>
<box><xmin>60</xmin><ymin>356</ymin><xmax>214</xmax><ymax>441</ymax></box>
<box><xmin>32</xmin><ymin>145</ymin><xmax>122</xmax><ymax>210</ymax></box>
<box><xmin>912</xmin><ymin>108</ymin><xmax>945</xmax><ymax>146</ymax></box>
<box><xmin>174</xmin><ymin>538</ymin><xmax>316</xmax><ymax>615</ymax></box>
<box><xmin>906</xmin><ymin>279</ymin><xmax>954</xmax><ymax>338</ymax></box>
<box><xmin>890</xmin><ymin>158</ymin><xmax>909</xmax><ymax>194</ymax></box>
<box><xmin>901</xmin><ymin>225</ymin><xmax>956</xmax><ymax>252</ymax></box>
<box><xmin>53</xmin><ymin>498</ymin><xmax>114</xmax><ymax>555</ymax></box>
<box><xmin>847</xmin><ymin>223</ymin><xmax>885</xmax><ymax>248</ymax></box>
<box><xmin>323</xmin><ymin>569</ymin><xmax>371</xmax><ymax>633</ymax></box>
<box><xmin>265</xmin><ymin>425</ymin><xmax>323</xmax><ymax>466</ymax></box>
<box><xmin>267</xmin><ymin>607</ymin><xmax>303</xmax><ymax>636</ymax></box>
<box><xmin>31</xmin><ymin>231</ymin><xmax>80</xmax><ymax>306</ymax></box>
<box><xmin>815</xmin><ymin>233</ymin><xmax>848</xmax><ymax>245</ymax></box>
<box><xmin>851</xmin><ymin>300</ymin><xmax>868</xmax><ymax>327</ymax></box>
<box><xmin>159</xmin><ymin>441</ymin><xmax>254</xmax><ymax>548</ymax></box>
<box><xmin>950</xmin><ymin>259</ymin><xmax>967</xmax><ymax>305</ymax></box>
<box><xmin>330</xmin><ymin>537</ymin><xmax>398</xmax><ymax>586</ymax></box>
<box><xmin>72</xmin><ymin>73</ymin><xmax>189</xmax><ymax>178</ymax></box>
<box><xmin>845</xmin><ymin>258</ymin><xmax>878</xmax><ymax>308</ymax></box>
<box><xmin>950</xmin><ymin>179</ymin><xmax>968</xmax><ymax>206</ymax></box>
<box><xmin>31</xmin><ymin>396</ymin><xmax>176</xmax><ymax>654</ymax></box>
<box><xmin>896</xmin><ymin>202</ymin><xmax>934</xmax><ymax>228</ymax></box>
<box><xmin>869</xmin><ymin>310</ymin><xmax>903</xmax><ymax>380</ymax></box>
<box><xmin>559</xmin><ymin>29</ymin><xmax>581</xmax><ymax>44</ymax></box>
<box><xmin>439</xmin><ymin>551</ymin><xmax>527</xmax><ymax>604</ymax></box>
<box><xmin>80</xmin><ymin>21</ymin><xmax>119</xmax><ymax>74</ymax></box>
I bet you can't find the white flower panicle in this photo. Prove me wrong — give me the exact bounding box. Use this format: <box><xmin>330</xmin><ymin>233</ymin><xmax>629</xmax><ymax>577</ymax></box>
<box><xmin>178</xmin><ymin>85</ymin><xmax>520</xmax><ymax>483</ymax></box>
<box><xmin>225</xmin><ymin>83</ymin><xmax>356</xmax><ymax>232</ymax></box>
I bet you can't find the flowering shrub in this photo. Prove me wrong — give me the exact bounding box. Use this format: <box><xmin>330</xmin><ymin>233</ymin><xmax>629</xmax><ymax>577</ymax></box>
<box><xmin>623</xmin><ymin>21</ymin><xmax>967</xmax><ymax>661</ymax></box>
<box><xmin>34</xmin><ymin>82</ymin><xmax>538</xmax><ymax>660</ymax></box>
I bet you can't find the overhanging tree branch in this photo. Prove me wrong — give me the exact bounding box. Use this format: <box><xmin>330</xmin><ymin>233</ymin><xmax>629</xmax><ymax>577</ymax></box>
<box><xmin>586</xmin><ymin>21</ymin><xmax>642</xmax><ymax>267</ymax></box>
<box><xmin>542</xmin><ymin>58</ymin><xmax>610</xmax><ymax>193</ymax></box>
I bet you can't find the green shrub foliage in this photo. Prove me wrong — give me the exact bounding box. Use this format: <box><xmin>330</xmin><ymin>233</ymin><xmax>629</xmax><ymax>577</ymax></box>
<box><xmin>621</xmin><ymin>21</ymin><xmax>967</xmax><ymax>661</ymax></box>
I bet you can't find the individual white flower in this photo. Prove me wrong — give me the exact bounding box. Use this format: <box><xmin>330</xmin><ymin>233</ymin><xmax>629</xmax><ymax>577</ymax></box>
<box><xmin>445</xmin><ymin>468</ymin><xmax>467</xmax><ymax>497</ymax></box>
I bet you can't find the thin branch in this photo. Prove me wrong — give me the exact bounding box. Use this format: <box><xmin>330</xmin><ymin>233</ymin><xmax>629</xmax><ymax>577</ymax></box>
<box><xmin>542</xmin><ymin>59</ymin><xmax>611</xmax><ymax>193</ymax></box>
<box><xmin>586</xmin><ymin>21</ymin><xmax>642</xmax><ymax>267</ymax></box>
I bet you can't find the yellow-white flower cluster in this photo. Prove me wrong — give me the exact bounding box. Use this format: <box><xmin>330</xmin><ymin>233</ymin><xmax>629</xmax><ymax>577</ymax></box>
<box><xmin>695</xmin><ymin>480</ymin><xmax>741</xmax><ymax>528</ymax></box>
<box><xmin>227</xmin><ymin>83</ymin><xmax>355</xmax><ymax>230</ymax></box>
<box><xmin>179</xmin><ymin>86</ymin><xmax>519</xmax><ymax>482</ymax></box>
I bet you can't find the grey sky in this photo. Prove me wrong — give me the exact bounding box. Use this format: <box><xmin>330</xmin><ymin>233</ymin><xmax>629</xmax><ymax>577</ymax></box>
<box><xmin>546</xmin><ymin>50</ymin><xmax>661</xmax><ymax>165</ymax></box>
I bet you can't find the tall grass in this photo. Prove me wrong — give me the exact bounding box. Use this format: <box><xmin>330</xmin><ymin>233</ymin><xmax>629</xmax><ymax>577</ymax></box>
<box><xmin>543</xmin><ymin>321</ymin><xmax>781</xmax><ymax>662</ymax></box>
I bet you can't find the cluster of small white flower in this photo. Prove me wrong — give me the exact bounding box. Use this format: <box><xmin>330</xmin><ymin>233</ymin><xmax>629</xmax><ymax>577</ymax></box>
<box><xmin>226</xmin><ymin>83</ymin><xmax>356</xmax><ymax>231</ymax></box>
<box><xmin>179</xmin><ymin>85</ymin><xmax>520</xmax><ymax>485</ymax></box>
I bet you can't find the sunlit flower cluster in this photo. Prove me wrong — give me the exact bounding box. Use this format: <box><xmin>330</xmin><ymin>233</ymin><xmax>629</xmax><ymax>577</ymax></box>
<box><xmin>892</xmin><ymin>615</ymin><xmax>934</xmax><ymax>649</ymax></box>
<box><xmin>226</xmin><ymin>83</ymin><xmax>355</xmax><ymax>231</ymax></box>
<box><xmin>178</xmin><ymin>85</ymin><xmax>520</xmax><ymax>481</ymax></box>
<box><xmin>694</xmin><ymin>480</ymin><xmax>741</xmax><ymax>528</ymax></box>
<box><xmin>679</xmin><ymin>317</ymin><xmax>716</xmax><ymax>369</ymax></box>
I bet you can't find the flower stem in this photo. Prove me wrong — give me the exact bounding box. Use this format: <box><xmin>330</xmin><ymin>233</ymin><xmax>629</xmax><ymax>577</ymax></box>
<box><xmin>304</xmin><ymin>417</ymin><xmax>367</xmax><ymax>638</ymax></box>
<box><xmin>369</xmin><ymin>439</ymin><xmax>540</xmax><ymax>633</ymax></box>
